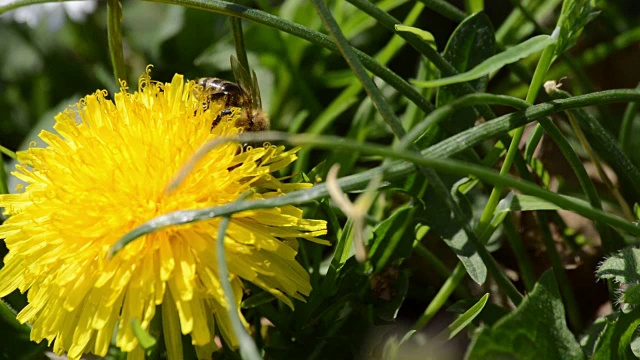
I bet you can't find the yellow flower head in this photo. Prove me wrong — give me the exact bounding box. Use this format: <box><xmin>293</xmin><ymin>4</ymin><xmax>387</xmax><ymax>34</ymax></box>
<box><xmin>0</xmin><ymin>68</ymin><xmax>327</xmax><ymax>359</ymax></box>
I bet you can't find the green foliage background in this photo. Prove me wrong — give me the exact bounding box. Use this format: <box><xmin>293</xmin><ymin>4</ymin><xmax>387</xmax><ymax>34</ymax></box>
<box><xmin>2</xmin><ymin>0</ymin><xmax>640</xmax><ymax>359</ymax></box>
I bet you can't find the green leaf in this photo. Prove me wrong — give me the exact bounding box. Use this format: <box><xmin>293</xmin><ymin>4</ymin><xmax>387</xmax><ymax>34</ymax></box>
<box><xmin>592</xmin><ymin>308</ymin><xmax>640</xmax><ymax>360</ymax></box>
<box><xmin>413</xmin><ymin>34</ymin><xmax>556</xmax><ymax>88</ymax></box>
<box><xmin>131</xmin><ymin>318</ymin><xmax>157</xmax><ymax>355</ymax></box>
<box><xmin>596</xmin><ymin>246</ymin><xmax>640</xmax><ymax>285</ymax></box>
<box><xmin>496</xmin><ymin>193</ymin><xmax>563</xmax><ymax>213</ymax></box>
<box><xmin>0</xmin><ymin>300</ymin><xmax>30</xmax><ymax>335</ymax></box>
<box><xmin>241</xmin><ymin>291</ymin><xmax>276</xmax><ymax>309</ymax></box>
<box><xmin>394</xmin><ymin>24</ymin><xmax>435</xmax><ymax>43</ymax></box>
<box><xmin>555</xmin><ymin>0</ymin><xmax>600</xmax><ymax>56</ymax></box>
<box><xmin>436</xmin><ymin>11</ymin><xmax>495</xmax><ymax>134</ymax></box>
<box><xmin>436</xmin><ymin>293</ymin><xmax>489</xmax><ymax>341</ymax></box>
<box><xmin>581</xmin><ymin>316</ymin><xmax>608</xmax><ymax>357</ymax></box>
<box><xmin>368</xmin><ymin>206</ymin><xmax>418</xmax><ymax>271</ymax></box>
<box><xmin>467</xmin><ymin>271</ymin><xmax>585</xmax><ymax>360</ymax></box>
<box><xmin>417</xmin><ymin>185</ymin><xmax>487</xmax><ymax>285</ymax></box>
<box><xmin>621</xmin><ymin>284</ymin><xmax>640</xmax><ymax>306</ymax></box>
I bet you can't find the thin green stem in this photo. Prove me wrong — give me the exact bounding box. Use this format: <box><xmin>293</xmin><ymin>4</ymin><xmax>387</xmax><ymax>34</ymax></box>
<box><xmin>0</xmin><ymin>145</ymin><xmax>17</xmax><ymax>160</ymax></box>
<box><xmin>107</xmin><ymin>0</ymin><xmax>127</xmax><ymax>85</ymax></box>
<box><xmin>0</xmin><ymin>155</ymin><xmax>7</xmax><ymax>195</ymax></box>
<box><xmin>230</xmin><ymin>17</ymin><xmax>250</xmax><ymax>73</ymax></box>
<box><xmin>414</xmin><ymin>263</ymin><xmax>466</xmax><ymax>329</ymax></box>
<box><xmin>476</xmin><ymin>31</ymin><xmax>557</xmax><ymax>236</ymax></box>
<box><xmin>216</xmin><ymin>216</ymin><xmax>262</xmax><ymax>360</ymax></box>
<box><xmin>414</xmin><ymin>244</ymin><xmax>470</xmax><ymax>299</ymax></box>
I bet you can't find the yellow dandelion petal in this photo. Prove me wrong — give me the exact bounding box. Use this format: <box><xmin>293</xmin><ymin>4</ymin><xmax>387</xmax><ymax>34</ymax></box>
<box><xmin>0</xmin><ymin>68</ymin><xmax>327</xmax><ymax>359</ymax></box>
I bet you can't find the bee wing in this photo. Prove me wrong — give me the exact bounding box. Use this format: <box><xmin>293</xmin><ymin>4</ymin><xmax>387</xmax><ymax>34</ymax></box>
<box><xmin>230</xmin><ymin>56</ymin><xmax>252</xmax><ymax>92</ymax></box>
<box><xmin>230</xmin><ymin>55</ymin><xmax>263</xmax><ymax>111</ymax></box>
<box><xmin>251</xmin><ymin>69</ymin><xmax>263</xmax><ymax>111</ymax></box>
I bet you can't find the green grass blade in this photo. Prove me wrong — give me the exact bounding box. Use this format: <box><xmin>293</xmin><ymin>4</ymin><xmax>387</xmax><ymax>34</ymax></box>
<box><xmin>107</xmin><ymin>0</ymin><xmax>127</xmax><ymax>85</ymax></box>
<box><xmin>413</xmin><ymin>34</ymin><xmax>557</xmax><ymax>88</ymax></box>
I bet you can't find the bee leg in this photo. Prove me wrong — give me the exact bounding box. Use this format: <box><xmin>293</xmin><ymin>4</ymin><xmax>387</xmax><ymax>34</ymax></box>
<box><xmin>212</xmin><ymin>108</ymin><xmax>233</xmax><ymax>130</ymax></box>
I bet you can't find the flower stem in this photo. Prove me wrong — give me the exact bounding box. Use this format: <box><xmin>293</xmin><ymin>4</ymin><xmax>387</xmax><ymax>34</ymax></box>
<box><xmin>107</xmin><ymin>0</ymin><xmax>127</xmax><ymax>85</ymax></box>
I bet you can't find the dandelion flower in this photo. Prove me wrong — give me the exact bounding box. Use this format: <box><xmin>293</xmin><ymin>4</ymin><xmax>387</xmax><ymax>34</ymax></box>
<box><xmin>0</xmin><ymin>68</ymin><xmax>327</xmax><ymax>360</ymax></box>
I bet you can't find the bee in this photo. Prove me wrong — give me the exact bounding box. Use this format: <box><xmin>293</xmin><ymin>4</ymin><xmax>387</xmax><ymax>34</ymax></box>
<box><xmin>196</xmin><ymin>56</ymin><xmax>269</xmax><ymax>133</ymax></box>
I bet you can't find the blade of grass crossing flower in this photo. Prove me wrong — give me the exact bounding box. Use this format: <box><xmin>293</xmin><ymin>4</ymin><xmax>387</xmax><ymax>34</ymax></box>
<box><xmin>111</xmin><ymin>90</ymin><xmax>640</xmax><ymax>256</ymax></box>
<box><xmin>216</xmin><ymin>215</ymin><xmax>262</xmax><ymax>360</ymax></box>
<box><xmin>412</xmin><ymin>34</ymin><xmax>557</xmax><ymax>88</ymax></box>
<box><xmin>107</xmin><ymin>0</ymin><xmax>127</xmax><ymax>85</ymax></box>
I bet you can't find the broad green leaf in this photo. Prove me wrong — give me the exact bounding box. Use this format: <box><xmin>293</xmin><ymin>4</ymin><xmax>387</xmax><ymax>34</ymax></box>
<box><xmin>368</xmin><ymin>206</ymin><xmax>418</xmax><ymax>271</ymax></box>
<box><xmin>413</xmin><ymin>34</ymin><xmax>556</xmax><ymax>88</ymax></box>
<box><xmin>436</xmin><ymin>12</ymin><xmax>495</xmax><ymax>134</ymax></box>
<box><xmin>581</xmin><ymin>316</ymin><xmax>608</xmax><ymax>357</ymax></box>
<box><xmin>592</xmin><ymin>308</ymin><xmax>640</xmax><ymax>360</ymax></box>
<box><xmin>417</xmin><ymin>185</ymin><xmax>487</xmax><ymax>285</ymax></box>
<box><xmin>0</xmin><ymin>300</ymin><xmax>30</xmax><ymax>335</ymax></box>
<box><xmin>0</xmin><ymin>300</ymin><xmax>46</xmax><ymax>360</ymax></box>
<box><xmin>394</xmin><ymin>24</ymin><xmax>435</xmax><ymax>43</ymax></box>
<box><xmin>467</xmin><ymin>271</ymin><xmax>585</xmax><ymax>360</ymax></box>
<box><xmin>596</xmin><ymin>246</ymin><xmax>640</xmax><ymax>285</ymax></box>
<box><xmin>436</xmin><ymin>293</ymin><xmax>489</xmax><ymax>341</ymax></box>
